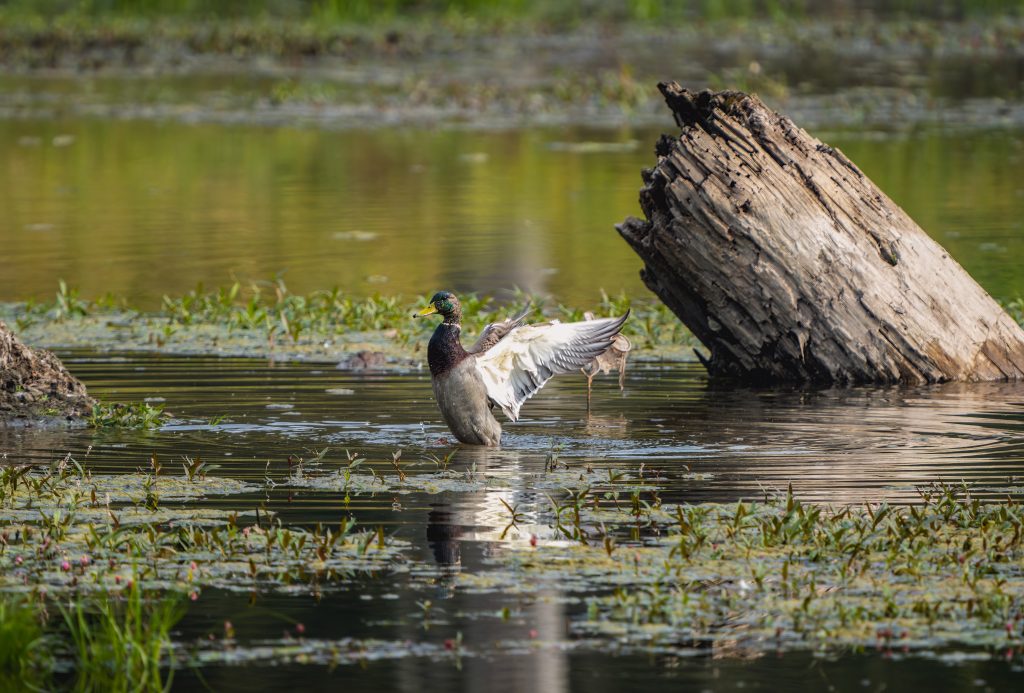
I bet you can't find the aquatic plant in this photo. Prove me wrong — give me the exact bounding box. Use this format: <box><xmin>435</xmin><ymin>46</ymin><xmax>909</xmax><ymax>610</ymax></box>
<box><xmin>53</xmin><ymin>280</ymin><xmax>89</xmax><ymax>322</ymax></box>
<box><xmin>88</xmin><ymin>401</ymin><xmax>167</xmax><ymax>429</ymax></box>
<box><xmin>157</xmin><ymin>278</ymin><xmax>531</xmax><ymax>343</ymax></box>
<box><xmin>480</xmin><ymin>483</ymin><xmax>1024</xmax><ymax>656</ymax></box>
<box><xmin>180</xmin><ymin>455</ymin><xmax>217</xmax><ymax>482</ymax></box>
<box><xmin>4</xmin><ymin>442</ymin><xmax>1024</xmax><ymax>674</ymax></box>
<box><xmin>61</xmin><ymin>584</ymin><xmax>185</xmax><ymax>692</ymax></box>
<box><xmin>0</xmin><ymin>457</ymin><xmax>409</xmax><ymax>601</ymax></box>
<box><xmin>281</xmin><ymin>448</ymin><xmax>678</xmax><ymax>496</ymax></box>
<box><xmin>0</xmin><ymin>594</ymin><xmax>53</xmax><ymax>690</ymax></box>
<box><xmin>1</xmin><ymin>281</ymin><xmax>700</xmax><ymax>364</ymax></box>
<box><xmin>1003</xmin><ymin>297</ymin><xmax>1024</xmax><ymax>326</ymax></box>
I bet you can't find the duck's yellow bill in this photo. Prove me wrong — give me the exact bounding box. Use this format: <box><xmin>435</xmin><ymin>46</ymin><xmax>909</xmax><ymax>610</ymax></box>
<box><xmin>416</xmin><ymin>305</ymin><xmax>438</xmax><ymax>317</ymax></box>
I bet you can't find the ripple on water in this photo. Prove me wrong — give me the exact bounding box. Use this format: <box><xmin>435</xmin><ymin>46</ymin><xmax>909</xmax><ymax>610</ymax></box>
<box><xmin>1</xmin><ymin>352</ymin><xmax>1022</xmax><ymax>504</ymax></box>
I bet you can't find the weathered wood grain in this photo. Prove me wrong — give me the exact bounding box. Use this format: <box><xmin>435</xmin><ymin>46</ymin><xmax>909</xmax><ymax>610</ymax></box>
<box><xmin>618</xmin><ymin>83</ymin><xmax>1024</xmax><ymax>384</ymax></box>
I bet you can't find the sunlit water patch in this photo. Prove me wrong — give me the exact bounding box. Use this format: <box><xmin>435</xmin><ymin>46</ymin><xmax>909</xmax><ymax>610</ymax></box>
<box><xmin>1</xmin><ymin>121</ymin><xmax>1022</xmax><ymax>306</ymax></box>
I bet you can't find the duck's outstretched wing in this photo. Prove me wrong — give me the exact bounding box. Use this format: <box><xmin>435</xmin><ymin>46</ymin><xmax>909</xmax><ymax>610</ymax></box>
<box><xmin>468</xmin><ymin>306</ymin><xmax>531</xmax><ymax>354</ymax></box>
<box><xmin>474</xmin><ymin>312</ymin><xmax>629</xmax><ymax>421</ymax></box>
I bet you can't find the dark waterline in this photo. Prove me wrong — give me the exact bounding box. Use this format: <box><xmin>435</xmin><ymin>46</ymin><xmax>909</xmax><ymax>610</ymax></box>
<box><xmin>173</xmin><ymin>649</ymin><xmax>1022</xmax><ymax>693</ymax></box>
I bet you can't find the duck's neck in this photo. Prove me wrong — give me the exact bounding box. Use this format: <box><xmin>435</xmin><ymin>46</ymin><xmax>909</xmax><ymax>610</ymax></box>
<box><xmin>428</xmin><ymin>321</ymin><xmax>468</xmax><ymax>377</ymax></box>
<box><xmin>442</xmin><ymin>303</ymin><xmax>462</xmax><ymax>326</ymax></box>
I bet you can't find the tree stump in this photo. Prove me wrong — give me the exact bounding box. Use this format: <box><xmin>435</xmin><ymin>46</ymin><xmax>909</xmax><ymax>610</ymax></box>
<box><xmin>0</xmin><ymin>321</ymin><xmax>95</xmax><ymax>420</ymax></box>
<box><xmin>617</xmin><ymin>83</ymin><xmax>1024</xmax><ymax>384</ymax></box>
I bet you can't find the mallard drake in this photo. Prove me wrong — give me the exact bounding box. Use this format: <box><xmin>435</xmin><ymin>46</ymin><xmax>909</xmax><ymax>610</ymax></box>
<box><xmin>415</xmin><ymin>291</ymin><xmax>629</xmax><ymax>446</ymax></box>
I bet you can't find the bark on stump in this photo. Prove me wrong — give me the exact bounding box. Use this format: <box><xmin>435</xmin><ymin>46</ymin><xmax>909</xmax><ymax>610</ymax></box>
<box><xmin>617</xmin><ymin>83</ymin><xmax>1024</xmax><ymax>384</ymax></box>
<box><xmin>0</xmin><ymin>321</ymin><xmax>95</xmax><ymax>420</ymax></box>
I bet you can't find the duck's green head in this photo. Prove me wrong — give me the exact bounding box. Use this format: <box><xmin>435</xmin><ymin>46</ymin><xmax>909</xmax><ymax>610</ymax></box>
<box><xmin>415</xmin><ymin>291</ymin><xmax>461</xmax><ymax>321</ymax></box>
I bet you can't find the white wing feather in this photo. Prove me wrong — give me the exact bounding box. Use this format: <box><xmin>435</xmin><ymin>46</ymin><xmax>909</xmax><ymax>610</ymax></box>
<box><xmin>474</xmin><ymin>313</ymin><xmax>628</xmax><ymax>422</ymax></box>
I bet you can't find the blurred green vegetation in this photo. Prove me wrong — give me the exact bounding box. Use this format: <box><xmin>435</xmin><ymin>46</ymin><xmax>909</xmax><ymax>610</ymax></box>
<box><xmin>0</xmin><ymin>594</ymin><xmax>52</xmax><ymax>690</ymax></box>
<box><xmin>2</xmin><ymin>0</ymin><xmax>1023</xmax><ymax>25</ymax></box>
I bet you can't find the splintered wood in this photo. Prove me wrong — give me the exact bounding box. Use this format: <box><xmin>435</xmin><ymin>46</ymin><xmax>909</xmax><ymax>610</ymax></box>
<box><xmin>618</xmin><ymin>82</ymin><xmax>1024</xmax><ymax>384</ymax></box>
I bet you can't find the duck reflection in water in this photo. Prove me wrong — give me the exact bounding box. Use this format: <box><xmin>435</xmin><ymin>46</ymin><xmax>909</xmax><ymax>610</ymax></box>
<box><xmin>421</xmin><ymin>447</ymin><xmax>569</xmax><ymax>692</ymax></box>
<box><xmin>426</xmin><ymin>504</ymin><xmax>462</xmax><ymax>599</ymax></box>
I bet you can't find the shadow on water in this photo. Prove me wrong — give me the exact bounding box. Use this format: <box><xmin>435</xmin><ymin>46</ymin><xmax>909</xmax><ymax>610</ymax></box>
<box><xmin>175</xmin><ymin>648</ymin><xmax>1020</xmax><ymax>693</ymax></box>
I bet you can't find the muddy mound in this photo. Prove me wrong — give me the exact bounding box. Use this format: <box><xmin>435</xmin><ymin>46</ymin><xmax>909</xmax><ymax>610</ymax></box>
<box><xmin>0</xmin><ymin>321</ymin><xmax>95</xmax><ymax>421</ymax></box>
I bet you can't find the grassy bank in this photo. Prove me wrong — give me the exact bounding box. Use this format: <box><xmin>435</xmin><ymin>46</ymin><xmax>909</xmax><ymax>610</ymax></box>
<box><xmin>1</xmin><ymin>1</ymin><xmax>1023</xmax><ymax>72</ymax></box>
<box><xmin>4</xmin><ymin>0</ymin><xmax>1024</xmax><ymax>25</ymax></box>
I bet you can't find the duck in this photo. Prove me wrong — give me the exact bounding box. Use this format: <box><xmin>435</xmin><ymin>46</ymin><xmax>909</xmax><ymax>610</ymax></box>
<box><xmin>415</xmin><ymin>291</ymin><xmax>629</xmax><ymax>446</ymax></box>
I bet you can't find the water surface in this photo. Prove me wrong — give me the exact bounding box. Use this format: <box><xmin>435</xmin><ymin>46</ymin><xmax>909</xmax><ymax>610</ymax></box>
<box><xmin>8</xmin><ymin>353</ymin><xmax>1024</xmax><ymax>505</ymax></box>
<box><xmin>2</xmin><ymin>120</ymin><xmax>1022</xmax><ymax>306</ymax></box>
<box><xmin>3</xmin><ymin>47</ymin><xmax>1024</xmax><ymax>690</ymax></box>
<box><xmin>5</xmin><ymin>352</ymin><xmax>1023</xmax><ymax>690</ymax></box>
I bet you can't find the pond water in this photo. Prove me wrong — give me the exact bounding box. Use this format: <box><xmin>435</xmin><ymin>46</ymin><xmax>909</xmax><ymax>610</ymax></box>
<box><xmin>1</xmin><ymin>117</ymin><xmax>1023</xmax><ymax>306</ymax></box>
<box><xmin>9</xmin><ymin>353</ymin><xmax>1024</xmax><ymax>506</ymax></box>
<box><xmin>3</xmin><ymin>66</ymin><xmax>1024</xmax><ymax>689</ymax></box>
<box><xmin>4</xmin><ymin>353</ymin><xmax>1024</xmax><ymax>689</ymax></box>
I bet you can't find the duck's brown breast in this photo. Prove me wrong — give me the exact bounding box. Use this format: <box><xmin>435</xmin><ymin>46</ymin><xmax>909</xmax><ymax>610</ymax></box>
<box><xmin>431</xmin><ymin>357</ymin><xmax>501</xmax><ymax>446</ymax></box>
